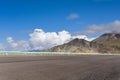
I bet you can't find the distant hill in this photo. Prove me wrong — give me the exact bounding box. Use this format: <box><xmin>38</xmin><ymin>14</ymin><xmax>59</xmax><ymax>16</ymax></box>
<box><xmin>45</xmin><ymin>39</ymin><xmax>109</xmax><ymax>53</ymax></box>
<box><xmin>92</xmin><ymin>33</ymin><xmax>120</xmax><ymax>47</ymax></box>
<box><xmin>46</xmin><ymin>39</ymin><xmax>93</xmax><ymax>53</ymax></box>
<box><xmin>92</xmin><ymin>33</ymin><xmax>120</xmax><ymax>53</ymax></box>
<box><xmin>45</xmin><ymin>33</ymin><xmax>120</xmax><ymax>53</ymax></box>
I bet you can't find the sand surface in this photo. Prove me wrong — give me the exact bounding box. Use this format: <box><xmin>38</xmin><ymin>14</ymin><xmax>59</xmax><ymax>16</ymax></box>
<box><xmin>0</xmin><ymin>55</ymin><xmax>120</xmax><ymax>80</ymax></box>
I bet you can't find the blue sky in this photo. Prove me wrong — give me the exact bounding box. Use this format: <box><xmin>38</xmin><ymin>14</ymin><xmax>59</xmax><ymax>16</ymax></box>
<box><xmin>0</xmin><ymin>0</ymin><xmax>120</xmax><ymax>50</ymax></box>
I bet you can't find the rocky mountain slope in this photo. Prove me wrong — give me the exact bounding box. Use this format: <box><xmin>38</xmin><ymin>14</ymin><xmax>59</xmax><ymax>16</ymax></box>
<box><xmin>93</xmin><ymin>33</ymin><xmax>120</xmax><ymax>46</ymax></box>
<box><xmin>92</xmin><ymin>33</ymin><xmax>120</xmax><ymax>53</ymax></box>
<box><xmin>45</xmin><ymin>33</ymin><xmax>120</xmax><ymax>53</ymax></box>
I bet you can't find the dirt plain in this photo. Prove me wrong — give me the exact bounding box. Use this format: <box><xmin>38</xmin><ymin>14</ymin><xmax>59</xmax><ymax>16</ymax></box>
<box><xmin>0</xmin><ymin>55</ymin><xmax>120</xmax><ymax>80</ymax></box>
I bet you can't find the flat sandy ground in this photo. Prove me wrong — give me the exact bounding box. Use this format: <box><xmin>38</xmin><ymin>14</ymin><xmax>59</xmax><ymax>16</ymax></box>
<box><xmin>0</xmin><ymin>55</ymin><xmax>120</xmax><ymax>80</ymax></box>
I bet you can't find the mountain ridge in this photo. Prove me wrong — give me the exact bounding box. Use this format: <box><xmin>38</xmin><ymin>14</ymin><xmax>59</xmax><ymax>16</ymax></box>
<box><xmin>44</xmin><ymin>33</ymin><xmax>120</xmax><ymax>53</ymax></box>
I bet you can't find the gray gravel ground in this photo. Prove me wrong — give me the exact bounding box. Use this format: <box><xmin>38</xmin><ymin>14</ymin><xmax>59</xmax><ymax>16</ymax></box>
<box><xmin>0</xmin><ymin>55</ymin><xmax>120</xmax><ymax>80</ymax></box>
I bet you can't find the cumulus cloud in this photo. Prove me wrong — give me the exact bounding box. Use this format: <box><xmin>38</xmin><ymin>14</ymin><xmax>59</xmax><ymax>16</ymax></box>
<box><xmin>29</xmin><ymin>29</ymin><xmax>71</xmax><ymax>50</ymax></box>
<box><xmin>66</xmin><ymin>13</ymin><xmax>79</xmax><ymax>20</ymax></box>
<box><xmin>29</xmin><ymin>29</ymin><xmax>95</xmax><ymax>50</ymax></box>
<box><xmin>7</xmin><ymin>37</ymin><xmax>30</xmax><ymax>51</ymax></box>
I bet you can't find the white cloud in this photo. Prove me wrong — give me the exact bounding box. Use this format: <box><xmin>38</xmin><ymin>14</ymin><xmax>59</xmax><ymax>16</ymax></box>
<box><xmin>77</xmin><ymin>20</ymin><xmax>120</xmax><ymax>35</ymax></box>
<box><xmin>29</xmin><ymin>29</ymin><xmax>71</xmax><ymax>50</ymax></box>
<box><xmin>29</xmin><ymin>29</ymin><xmax>95</xmax><ymax>50</ymax></box>
<box><xmin>72</xmin><ymin>35</ymin><xmax>96</xmax><ymax>41</ymax></box>
<box><xmin>7</xmin><ymin>37</ymin><xmax>18</xmax><ymax>47</ymax></box>
<box><xmin>7</xmin><ymin>37</ymin><xmax>30</xmax><ymax>51</ymax></box>
<box><xmin>66</xmin><ymin>13</ymin><xmax>79</xmax><ymax>20</ymax></box>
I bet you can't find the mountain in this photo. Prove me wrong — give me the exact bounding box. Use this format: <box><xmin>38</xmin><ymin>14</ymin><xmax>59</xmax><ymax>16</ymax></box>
<box><xmin>92</xmin><ymin>33</ymin><xmax>120</xmax><ymax>53</ymax></box>
<box><xmin>45</xmin><ymin>38</ymin><xmax>107</xmax><ymax>53</ymax></box>
<box><xmin>46</xmin><ymin>39</ymin><xmax>93</xmax><ymax>53</ymax></box>
<box><xmin>92</xmin><ymin>33</ymin><xmax>120</xmax><ymax>47</ymax></box>
<box><xmin>45</xmin><ymin>33</ymin><xmax>120</xmax><ymax>53</ymax></box>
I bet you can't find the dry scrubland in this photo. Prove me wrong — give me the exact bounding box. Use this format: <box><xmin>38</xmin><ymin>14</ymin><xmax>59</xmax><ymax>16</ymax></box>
<box><xmin>0</xmin><ymin>55</ymin><xmax>120</xmax><ymax>80</ymax></box>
